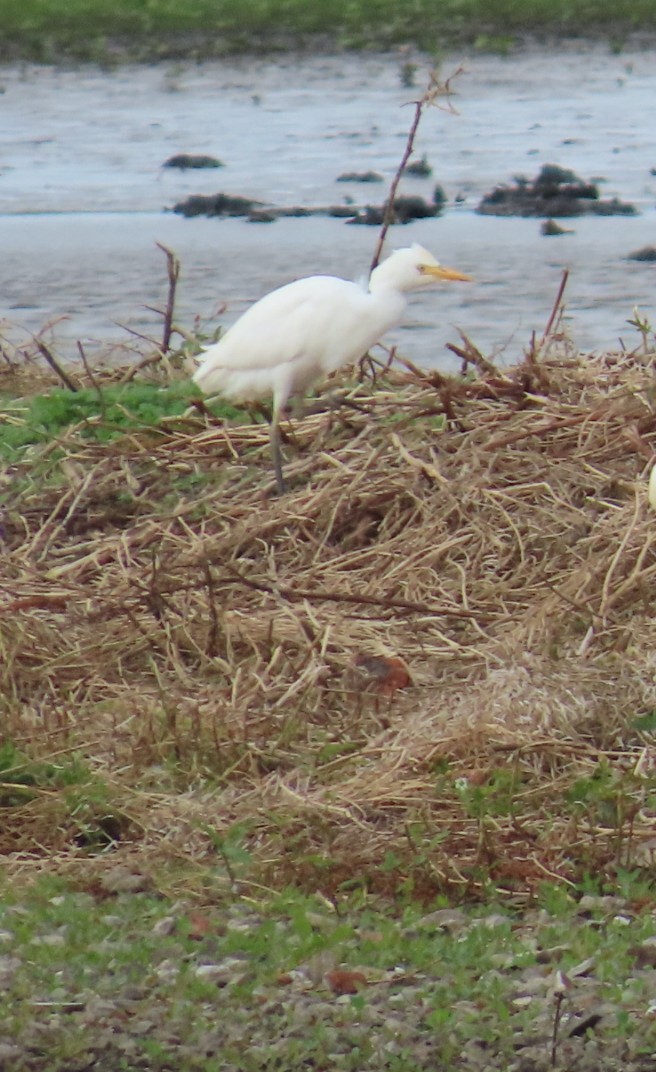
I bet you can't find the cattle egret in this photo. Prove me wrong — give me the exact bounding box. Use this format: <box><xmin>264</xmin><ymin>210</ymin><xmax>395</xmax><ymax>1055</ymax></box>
<box><xmin>193</xmin><ymin>244</ymin><xmax>471</xmax><ymax>493</ymax></box>
<box><xmin>649</xmin><ymin>464</ymin><xmax>656</xmax><ymax>511</ymax></box>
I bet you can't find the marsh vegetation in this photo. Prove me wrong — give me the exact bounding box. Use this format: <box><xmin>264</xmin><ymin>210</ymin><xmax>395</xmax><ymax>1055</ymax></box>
<box><xmin>3</xmin><ymin>321</ymin><xmax>656</xmax><ymax>1066</ymax></box>
<box><xmin>3</xmin><ymin>0</ymin><xmax>656</xmax><ymax>61</ymax></box>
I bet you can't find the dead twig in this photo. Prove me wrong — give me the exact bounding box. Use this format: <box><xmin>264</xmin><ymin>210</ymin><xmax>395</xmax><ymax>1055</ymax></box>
<box><xmin>221</xmin><ymin>564</ymin><xmax>500</xmax><ymax>623</ymax></box>
<box><xmin>77</xmin><ymin>341</ymin><xmax>105</xmax><ymax>415</ymax></box>
<box><xmin>369</xmin><ymin>65</ymin><xmax>464</xmax><ymax>274</ymax></box>
<box><xmin>155</xmin><ymin>242</ymin><xmax>181</xmax><ymax>355</ymax></box>
<box><xmin>33</xmin><ymin>337</ymin><xmax>79</xmax><ymax>393</ymax></box>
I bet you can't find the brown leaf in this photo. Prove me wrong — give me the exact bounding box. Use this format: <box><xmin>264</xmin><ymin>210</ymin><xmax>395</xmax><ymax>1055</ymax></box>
<box><xmin>457</xmin><ymin>768</ymin><xmax>489</xmax><ymax>786</ymax></box>
<box><xmin>325</xmin><ymin>969</ymin><xmax>368</xmax><ymax>995</ymax></box>
<box><xmin>187</xmin><ymin>911</ymin><xmax>214</xmax><ymax>939</ymax></box>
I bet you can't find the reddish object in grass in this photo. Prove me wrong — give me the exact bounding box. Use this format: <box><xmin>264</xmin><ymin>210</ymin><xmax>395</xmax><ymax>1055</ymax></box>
<box><xmin>353</xmin><ymin>654</ymin><xmax>412</xmax><ymax>697</ymax></box>
<box><xmin>325</xmin><ymin>969</ymin><xmax>368</xmax><ymax>995</ymax></box>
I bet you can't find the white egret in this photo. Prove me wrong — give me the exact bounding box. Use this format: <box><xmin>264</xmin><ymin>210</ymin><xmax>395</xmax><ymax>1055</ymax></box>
<box><xmin>193</xmin><ymin>244</ymin><xmax>471</xmax><ymax>493</ymax></box>
<box><xmin>649</xmin><ymin>464</ymin><xmax>656</xmax><ymax>511</ymax></box>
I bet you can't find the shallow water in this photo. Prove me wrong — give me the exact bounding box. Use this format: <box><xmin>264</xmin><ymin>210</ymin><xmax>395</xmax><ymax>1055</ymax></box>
<box><xmin>1</xmin><ymin>45</ymin><xmax>655</xmax><ymax>368</ymax></box>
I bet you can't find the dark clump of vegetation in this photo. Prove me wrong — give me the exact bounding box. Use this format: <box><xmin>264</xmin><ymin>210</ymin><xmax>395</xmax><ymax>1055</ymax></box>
<box><xmin>478</xmin><ymin>163</ymin><xmax>637</xmax><ymax>217</ymax></box>
<box><xmin>173</xmin><ymin>192</ymin><xmax>265</xmax><ymax>218</ymax></box>
<box><xmin>2</xmin><ymin>0</ymin><xmax>656</xmax><ymax>62</ymax></box>
<box><xmin>347</xmin><ymin>193</ymin><xmax>441</xmax><ymax>226</ymax></box>
<box><xmin>163</xmin><ymin>153</ymin><xmax>224</xmax><ymax>170</ymax></box>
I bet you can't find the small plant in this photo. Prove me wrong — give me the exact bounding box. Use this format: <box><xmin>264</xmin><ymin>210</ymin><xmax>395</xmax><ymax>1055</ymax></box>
<box><xmin>565</xmin><ymin>762</ymin><xmax>645</xmax><ymax>867</ymax></box>
<box><xmin>0</xmin><ymin>741</ymin><xmax>89</xmax><ymax>806</ymax></box>
<box><xmin>454</xmin><ymin>767</ymin><xmax>519</xmax><ymax>820</ymax></box>
<box><xmin>201</xmin><ymin>820</ymin><xmax>255</xmax><ymax>890</ymax></box>
<box><xmin>626</xmin><ymin>306</ymin><xmax>654</xmax><ymax>355</ymax></box>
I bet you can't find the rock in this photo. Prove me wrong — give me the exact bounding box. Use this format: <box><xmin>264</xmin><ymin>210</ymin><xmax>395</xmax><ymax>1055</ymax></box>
<box><xmin>154</xmin><ymin>958</ymin><xmax>179</xmax><ymax>981</ymax></box>
<box><xmin>577</xmin><ymin>894</ymin><xmax>624</xmax><ymax>914</ymax></box>
<box><xmin>0</xmin><ymin>1043</ymin><xmax>21</xmax><ymax>1063</ymax></box>
<box><xmin>100</xmin><ymin>866</ymin><xmax>151</xmax><ymax>894</ymax></box>
<box><xmin>30</xmin><ymin>932</ymin><xmax>66</xmax><ymax>947</ymax></box>
<box><xmin>535</xmin><ymin>943</ymin><xmax>571</xmax><ymax>963</ymax></box>
<box><xmin>414</xmin><ymin>907</ymin><xmax>468</xmax><ymax>932</ymax></box>
<box><xmin>0</xmin><ymin>955</ymin><xmax>21</xmax><ymax>988</ymax></box>
<box><xmin>121</xmin><ymin>984</ymin><xmax>149</xmax><ymax>1002</ymax></box>
<box><xmin>568</xmin><ymin>955</ymin><xmax>597</xmax><ymax>978</ymax></box>
<box><xmin>477</xmin><ymin>163</ymin><xmax>636</xmax><ymax>217</ymax></box>
<box><xmin>152</xmin><ymin>915</ymin><xmax>176</xmax><ymax>937</ymax></box>
<box><xmin>470</xmin><ymin>913</ymin><xmax>511</xmax><ymax>930</ymax></box>
<box><xmin>194</xmin><ymin>958</ymin><xmax>249</xmax><ymax>986</ymax></box>
<box><xmin>163</xmin><ymin>154</ymin><xmax>223</xmax><ymax>169</ymax></box>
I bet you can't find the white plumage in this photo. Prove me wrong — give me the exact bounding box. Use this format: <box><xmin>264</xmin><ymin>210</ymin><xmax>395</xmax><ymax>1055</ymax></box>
<box><xmin>193</xmin><ymin>244</ymin><xmax>471</xmax><ymax>492</ymax></box>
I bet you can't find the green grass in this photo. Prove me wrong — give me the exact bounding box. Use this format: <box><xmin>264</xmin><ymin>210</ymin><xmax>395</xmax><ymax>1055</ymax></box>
<box><xmin>0</xmin><ymin>740</ymin><xmax>135</xmax><ymax>850</ymax></box>
<box><xmin>0</xmin><ymin>875</ymin><xmax>654</xmax><ymax>1071</ymax></box>
<box><xmin>0</xmin><ymin>740</ymin><xmax>89</xmax><ymax>806</ymax></box>
<box><xmin>0</xmin><ymin>0</ymin><xmax>655</xmax><ymax>60</ymax></box>
<box><xmin>0</xmin><ymin>380</ymin><xmax>243</xmax><ymax>461</ymax></box>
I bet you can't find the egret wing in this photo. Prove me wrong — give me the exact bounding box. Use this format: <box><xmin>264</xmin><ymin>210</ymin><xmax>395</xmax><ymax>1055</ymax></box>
<box><xmin>193</xmin><ymin>276</ymin><xmax>371</xmax><ymax>399</ymax></box>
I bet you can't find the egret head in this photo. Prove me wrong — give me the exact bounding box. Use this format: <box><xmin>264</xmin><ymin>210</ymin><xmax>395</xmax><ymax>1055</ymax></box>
<box><xmin>370</xmin><ymin>243</ymin><xmax>472</xmax><ymax>294</ymax></box>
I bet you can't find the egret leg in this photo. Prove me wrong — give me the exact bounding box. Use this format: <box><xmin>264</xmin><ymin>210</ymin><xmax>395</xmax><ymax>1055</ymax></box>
<box><xmin>270</xmin><ymin>416</ymin><xmax>286</xmax><ymax>495</ymax></box>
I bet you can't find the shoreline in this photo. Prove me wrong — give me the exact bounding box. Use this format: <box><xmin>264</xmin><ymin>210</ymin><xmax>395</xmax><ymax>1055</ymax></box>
<box><xmin>2</xmin><ymin>24</ymin><xmax>656</xmax><ymax>65</ymax></box>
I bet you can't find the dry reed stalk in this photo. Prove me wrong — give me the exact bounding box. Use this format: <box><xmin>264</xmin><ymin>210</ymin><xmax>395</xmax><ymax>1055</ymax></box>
<box><xmin>3</xmin><ymin>347</ymin><xmax>656</xmax><ymax>895</ymax></box>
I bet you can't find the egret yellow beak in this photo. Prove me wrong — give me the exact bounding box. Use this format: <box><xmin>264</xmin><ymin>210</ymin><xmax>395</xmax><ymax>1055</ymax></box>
<box><xmin>422</xmin><ymin>264</ymin><xmax>473</xmax><ymax>282</ymax></box>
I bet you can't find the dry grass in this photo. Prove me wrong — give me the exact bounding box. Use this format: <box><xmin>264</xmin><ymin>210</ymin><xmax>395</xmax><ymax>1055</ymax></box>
<box><xmin>3</xmin><ymin>341</ymin><xmax>656</xmax><ymax>902</ymax></box>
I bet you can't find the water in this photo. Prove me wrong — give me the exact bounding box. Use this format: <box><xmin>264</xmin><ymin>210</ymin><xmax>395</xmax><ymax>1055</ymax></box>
<box><xmin>1</xmin><ymin>44</ymin><xmax>655</xmax><ymax>369</ymax></box>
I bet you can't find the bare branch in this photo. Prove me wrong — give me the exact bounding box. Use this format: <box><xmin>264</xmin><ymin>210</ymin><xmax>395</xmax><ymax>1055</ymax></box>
<box><xmin>156</xmin><ymin>242</ymin><xmax>181</xmax><ymax>355</ymax></box>
<box><xmin>370</xmin><ymin>66</ymin><xmax>464</xmax><ymax>275</ymax></box>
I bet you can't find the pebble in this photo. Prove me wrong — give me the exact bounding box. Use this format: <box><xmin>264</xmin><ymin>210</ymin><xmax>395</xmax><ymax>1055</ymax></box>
<box><xmin>194</xmin><ymin>958</ymin><xmax>247</xmax><ymax>985</ymax></box>
<box><xmin>414</xmin><ymin>908</ymin><xmax>468</xmax><ymax>932</ymax></box>
<box><xmin>152</xmin><ymin>916</ymin><xmax>176</xmax><ymax>937</ymax></box>
<box><xmin>0</xmin><ymin>1042</ymin><xmax>21</xmax><ymax>1062</ymax></box>
<box><xmin>577</xmin><ymin>895</ymin><xmax>624</xmax><ymax>913</ymax></box>
<box><xmin>470</xmin><ymin>914</ymin><xmax>511</xmax><ymax>930</ymax></box>
<box><xmin>100</xmin><ymin>867</ymin><xmax>151</xmax><ymax>894</ymax></box>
